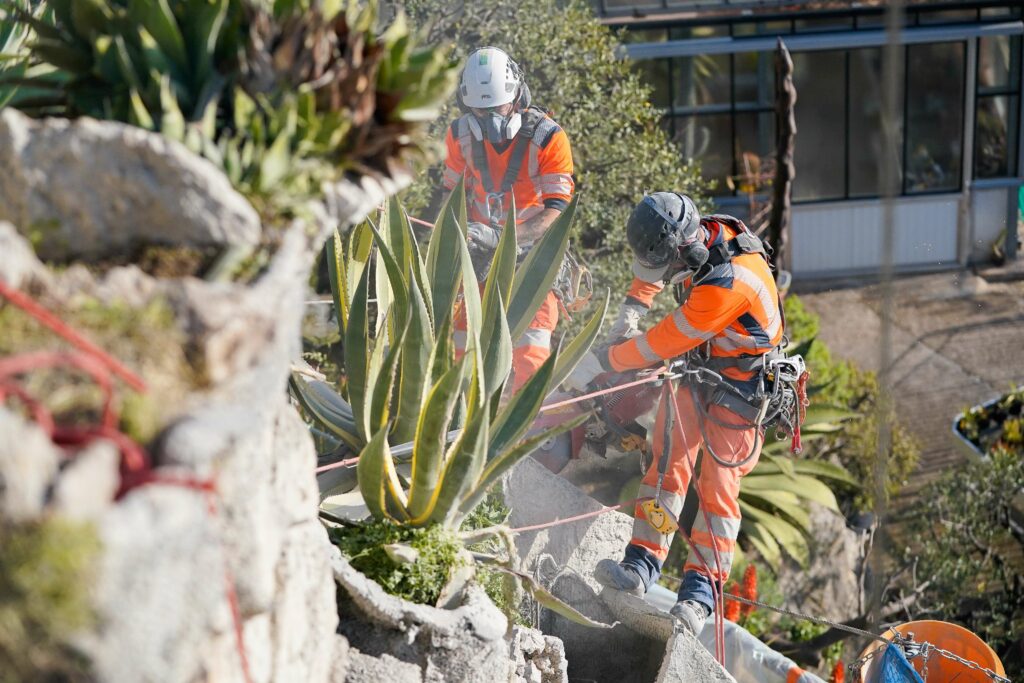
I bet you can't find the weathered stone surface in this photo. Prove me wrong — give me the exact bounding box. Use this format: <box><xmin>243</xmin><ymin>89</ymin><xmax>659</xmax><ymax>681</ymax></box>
<box><xmin>0</xmin><ymin>221</ymin><xmax>49</xmax><ymax>290</ymax></box>
<box><xmin>329</xmin><ymin>636</ymin><xmax>351</xmax><ymax>683</ymax></box>
<box><xmin>504</xmin><ymin>458</ymin><xmax>676</xmax><ymax>683</ymax></box>
<box><xmin>51</xmin><ymin>440</ymin><xmax>120</xmax><ymax>523</ymax></box>
<box><xmin>776</xmin><ymin>502</ymin><xmax>865</xmax><ymax>622</ymax></box>
<box><xmin>508</xmin><ymin>626</ymin><xmax>568</xmax><ymax>683</ymax></box>
<box><xmin>657</xmin><ymin>631</ymin><xmax>737</xmax><ymax>683</ymax></box>
<box><xmin>0</xmin><ymin>410</ymin><xmax>60</xmax><ymax>521</ymax></box>
<box><xmin>344</xmin><ymin>648</ymin><xmax>422</xmax><ymax>683</ymax></box>
<box><xmin>0</xmin><ymin>109</ymin><xmax>260</xmax><ymax>260</ymax></box>
<box><xmin>332</xmin><ymin>551</ymin><xmax>511</xmax><ymax>683</ymax></box>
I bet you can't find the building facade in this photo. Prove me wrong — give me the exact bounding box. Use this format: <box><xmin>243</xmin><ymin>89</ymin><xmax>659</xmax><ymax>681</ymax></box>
<box><xmin>597</xmin><ymin>1</ymin><xmax>1023</xmax><ymax>278</ymax></box>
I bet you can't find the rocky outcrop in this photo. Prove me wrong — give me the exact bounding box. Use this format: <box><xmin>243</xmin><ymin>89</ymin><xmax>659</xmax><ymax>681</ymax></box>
<box><xmin>657</xmin><ymin>632</ymin><xmax>737</xmax><ymax>683</ymax></box>
<box><xmin>332</xmin><ymin>552</ymin><xmax>513</xmax><ymax>682</ymax></box>
<box><xmin>508</xmin><ymin>625</ymin><xmax>569</xmax><ymax>683</ymax></box>
<box><xmin>0</xmin><ymin>110</ymin><xmax>261</xmax><ymax>261</ymax></box>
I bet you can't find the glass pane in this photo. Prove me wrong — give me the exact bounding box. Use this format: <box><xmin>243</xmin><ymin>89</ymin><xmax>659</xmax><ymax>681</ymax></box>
<box><xmin>620</xmin><ymin>27</ymin><xmax>668</xmax><ymax>44</ymax></box>
<box><xmin>734</xmin><ymin>52</ymin><xmax>774</xmax><ymax>107</ymax></box>
<box><xmin>632</xmin><ymin>59</ymin><xmax>671</xmax><ymax>109</ymax></box>
<box><xmin>603</xmin><ymin>0</ymin><xmax>661</xmax><ymax>10</ymax></box>
<box><xmin>674</xmin><ymin>54</ymin><xmax>730</xmax><ymax>108</ymax></box>
<box><xmin>855</xmin><ymin>12</ymin><xmax>886</xmax><ymax>29</ymax></box>
<box><xmin>978</xmin><ymin>35</ymin><xmax>1019</xmax><ymax>92</ymax></box>
<box><xmin>734</xmin><ymin>112</ymin><xmax>776</xmax><ymax>195</ymax></box>
<box><xmin>792</xmin><ymin>50</ymin><xmax>846</xmax><ymax>201</ymax></box>
<box><xmin>981</xmin><ymin>7</ymin><xmax>1013</xmax><ymax>19</ymax></box>
<box><xmin>794</xmin><ymin>16</ymin><xmax>854</xmax><ymax>33</ymax></box>
<box><xmin>670</xmin><ymin>24</ymin><xmax>728</xmax><ymax>40</ymax></box>
<box><xmin>758</xmin><ymin>20</ymin><xmax>792</xmax><ymax>36</ymax></box>
<box><xmin>975</xmin><ymin>94</ymin><xmax>1020</xmax><ymax>178</ymax></box>
<box><xmin>848</xmin><ymin>47</ymin><xmax>901</xmax><ymax>197</ymax></box>
<box><xmin>905</xmin><ymin>42</ymin><xmax>964</xmax><ymax>193</ymax></box>
<box><xmin>672</xmin><ymin>114</ymin><xmax>733</xmax><ymax>194</ymax></box>
<box><xmin>916</xmin><ymin>9</ymin><xmax>978</xmax><ymax>25</ymax></box>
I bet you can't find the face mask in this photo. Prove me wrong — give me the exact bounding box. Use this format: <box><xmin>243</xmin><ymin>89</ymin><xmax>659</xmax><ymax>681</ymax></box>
<box><xmin>468</xmin><ymin>110</ymin><xmax>522</xmax><ymax>143</ymax></box>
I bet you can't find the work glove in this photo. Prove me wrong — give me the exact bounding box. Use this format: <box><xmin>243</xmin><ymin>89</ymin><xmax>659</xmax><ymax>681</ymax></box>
<box><xmin>608</xmin><ymin>300</ymin><xmax>649</xmax><ymax>341</ymax></box>
<box><xmin>467</xmin><ymin>222</ymin><xmax>502</xmax><ymax>251</ymax></box>
<box><xmin>563</xmin><ymin>350</ymin><xmax>607</xmax><ymax>394</ymax></box>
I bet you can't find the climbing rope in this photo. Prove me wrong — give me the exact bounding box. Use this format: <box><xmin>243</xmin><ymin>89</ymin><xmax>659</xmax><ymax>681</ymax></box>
<box><xmin>0</xmin><ymin>283</ymin><xmax>253</xmax><ymax>683</ymax></box>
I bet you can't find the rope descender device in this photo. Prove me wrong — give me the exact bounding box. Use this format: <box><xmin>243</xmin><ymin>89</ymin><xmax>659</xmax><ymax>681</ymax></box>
<box><xmin>642</xmin><ymin>378</ymin><xmax>680</xmax><ymax>535</ymax></box>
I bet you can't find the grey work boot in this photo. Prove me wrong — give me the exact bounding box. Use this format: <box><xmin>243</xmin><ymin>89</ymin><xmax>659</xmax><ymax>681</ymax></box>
<box><xmin>669</xmin><ymin>599</ymin><xmax>711</xmax><ymax>636</ymax></box>
<box><xmin>594</xmin><ymin>558</ymin><xmax>644</xmax><ymax>597</ymax></box>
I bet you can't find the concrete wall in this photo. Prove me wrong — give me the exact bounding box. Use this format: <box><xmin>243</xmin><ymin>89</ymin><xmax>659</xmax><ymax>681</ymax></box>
<box><xmin>969</xmin><ymin>185</ymin><xmax>1013</xmax><ymax>263</ymax></box>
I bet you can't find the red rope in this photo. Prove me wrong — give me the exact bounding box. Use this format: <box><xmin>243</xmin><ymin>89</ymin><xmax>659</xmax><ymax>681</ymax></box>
<box><xmin>0</xmin><ymin>283</ymin><xmax>251</xmax><ymax>683</ymax></box>
<box><xmin>509</xmin><ymin>496</ymin><xmax>651</xmax><ymax>533</ymax></box>
<box><xmin>0</xmin><ymin>280</ymin><xmax>146</xmax><ymax>392</ymax></box>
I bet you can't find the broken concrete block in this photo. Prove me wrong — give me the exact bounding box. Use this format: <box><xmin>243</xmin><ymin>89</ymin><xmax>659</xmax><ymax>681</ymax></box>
<box><xmin>657</xmin><ymin>631</ymin><xmax>737</xmax><ymax>683</ymax></box>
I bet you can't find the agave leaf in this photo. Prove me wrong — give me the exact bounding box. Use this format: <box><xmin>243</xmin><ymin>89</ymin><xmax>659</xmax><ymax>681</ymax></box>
<box><xmin>454</xmin><ymin>209</ymin><xmax>482</xmax><ymax>358</ymax></box>
<box><xmin>488</xmin><ymin>349</ymin><xmax>558</xmax><ymax>461</ymax></box>
<box><xmin>325</xmin><ymin>228</ymin><xmax>347</xmax><ymax>336</ymax></box>
<box><xmin>259</xmin><ymin>124</ymin><xmax>293</xmax><ymax>190</ymax></box>
<box><xmin>507</xmin><ymin>195</ymin><xmax>577</xmax><ymax>341</ymax></box>
<box><xmin>406</xmin><ymin>357</ymin><xmax>467</xmax><ymax>520</ymax></box>
<box><xmin>760</xmin><ymin>453</ymin><xmax>797</xmax><ymax>480</ymax></box>
<box><xmin>392</xmin><ymin>253</ymin><xmax>434</xmax><ymax>444</ymax></box>
<box><xmin>488</xmin><ymin>565</ymin><xmax>615</xmax><ymax>629</ymax></box>
<box><xmin>461</xmin><ymin>411</ymin><xmax>589</xmax><ymax>517</ymax></box>
<box><xmin>369</xmin><ymin>314</ymin><xmax>408</xmax><ymax>434</ymax></box>
<box><xmin>480</xmin><ymin>288</ymin><xmax>512</xmax><ymax>401</ymax></box>
<box><xmin>288</xmin><ymin>374</ymin><xmax>362</xmax><ymax>450</ymax></box>
<box><xmin>741</xmin><ymin>473</ymin><xmax>839</xmax><ymax>511</ymax></box>
<box><xmin>344</xmin><ymin>260</ymin><xmax>372</xmax><ymax>440</ymax></box>
<box><xmin>159</xmin><ymin>75</ymin><xmax>185</xmax><ymax>140</ymax></box>
<box><xmin>425</xmin><ymin>179</ymin><xmax>466</xmax><ymax>326</ymax></box>
<box><xmin>741</xmin><ymin>518</ymin><xmax>782</xmax><ymax>571</ymax></box>
<box><xmin>481</xmin><ymin>196</ymin><xmax>518</xmax><ymax>315</ymax></box>
<box><xmin>549</xmin><ymin>289</ymin><xmax>609</xmax><ymax>390</ymax></box>
<box><xmin>180</xmin><ymin>0</ymin><xmax>228</xmax><ymax>89</ymax></box>
<box><xmin>357</xmin><ymin>425</ymin><xmax>395</xmax><ymax>520</ymax></box>
<box><xmin>346</xmin><ymin>221</ymin><xmax>374</xmax><ymax>318</ymax></box>
<box><xmin>740</xmin><ymin>501</ymin><xmax>809</xmax><ymax>566</ymax></box>
<box><xmin>128</xmin><ymin>0</ymin><xmax>187</xmax><ymax>72</ymax></box>
<box><xmin>426</xmin><ymin>408</ymin><xmax>488</xmax><ymax>527</ymax></box>
<box><xmin>70</xmin><ymin>0</ymin><xmax>112</xmax><ymax>39</ymax></box>
<box><xmin>368</xmin><ymin>224</ymin><xmax>410</xmax><ymax>342</ymax></box>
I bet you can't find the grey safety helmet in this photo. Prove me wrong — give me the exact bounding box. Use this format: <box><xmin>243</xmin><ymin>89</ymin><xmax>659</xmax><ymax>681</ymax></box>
<box><xmin>626</xmin><ymin>192</ymin><xmax>705</xmax><ymax>283</ymax></box>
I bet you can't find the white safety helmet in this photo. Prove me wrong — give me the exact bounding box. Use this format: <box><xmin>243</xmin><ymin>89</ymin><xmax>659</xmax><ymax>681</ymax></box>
<box><xmin>459</xmin><ymin>46</ymin><xmax>521</xmax><ymax>108</ymax></box>
<box><xmin>459</xmin><ymin>47</ymin><xmax>530</xmax><ymax>143</ymax></box>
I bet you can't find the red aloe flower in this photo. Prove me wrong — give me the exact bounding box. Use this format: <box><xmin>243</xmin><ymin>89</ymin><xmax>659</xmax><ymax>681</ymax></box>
<box><xmin>830</xmin><ymin>661</ymin><xmax>846</xmax><ymax>683</ymax></box>
<box><xmin>724</xmin><ymin>582</ymin><xmax>741</xmax><ymax>621</ymax></box>
<box><xmin>740</xmin><ymin>564</ymin><xmax>757</xmax><ymax>617</ymax></box>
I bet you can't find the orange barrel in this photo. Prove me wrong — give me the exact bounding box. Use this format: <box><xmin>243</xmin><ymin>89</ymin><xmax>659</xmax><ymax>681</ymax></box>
<box><xmin>858</xmin><ymin>620</ymin><xmax>1005</xmax><ymax>682</ymax></box>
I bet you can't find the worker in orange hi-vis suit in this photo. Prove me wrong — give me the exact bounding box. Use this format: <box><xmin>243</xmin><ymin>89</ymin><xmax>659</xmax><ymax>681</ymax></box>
<box><xmin>565</xmin><ymin>192</ymin><xmax>786</xmax><ymax>638</ymax></box>
<box><xmin>444</xmin><ymin>46</ymin><xmax>574</xmax><ymax>392</ymax></box>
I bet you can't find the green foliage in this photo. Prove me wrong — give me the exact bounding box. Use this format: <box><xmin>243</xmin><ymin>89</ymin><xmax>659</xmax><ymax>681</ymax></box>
<box><xmin>0</xmin><ymin>518</ymin><xmax>99</xmax><ymax>682</ymax></box>
<box><xmin>902</xmin><ymin>448</ymin><xmax>1024</xmax><ymax>677</ymax></box>
<box><xmin>8</xmin><ymin>0</ymin><xmax>459</xmax><ymax>218</ymax></box>
<box><xmin>957</xmin><ymin>385</ymin><xmax>1024</xmax><ymax>457</ymax></box>
<box><xmin>293</xmin><ymin>187</ymin><xmax>606</xmax><ymax>529</ymax></box>
<box><xmin>397</xmin><ymin>0</ymin><xmax>706</xmax><ymax>332</ymax></box>
<box><xmin>331</xmin><ymin>519</ymin><xmax>463</xmax><ymax>606</ymax></box>
<box><xmin>458</xmin><ymin>491</ymin><xmax>527</xmax><ymax>625</ymax></box>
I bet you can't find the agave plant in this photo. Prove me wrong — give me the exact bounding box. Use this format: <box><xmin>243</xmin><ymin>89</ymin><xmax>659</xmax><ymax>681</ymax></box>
<box><xmin>7</xmin><ymin>0</ymin><xmax>458</xmax><ymax>211</ymax></box>
<box><xmin>290</xmin><ymin>183</ymin><xmax>613</xmax><ymax>624</ymax></box>
<box><xmin>738</xmin><ymin>403</ymin><xmax>860</xmax><ymax>571</ymax></box>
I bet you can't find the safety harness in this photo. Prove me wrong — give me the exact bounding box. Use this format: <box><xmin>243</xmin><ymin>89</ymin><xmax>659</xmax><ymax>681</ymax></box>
<box><xmin>464</xmin><ymin>106</ymin><xmax>592</xmax><ymax>311</ymax></box>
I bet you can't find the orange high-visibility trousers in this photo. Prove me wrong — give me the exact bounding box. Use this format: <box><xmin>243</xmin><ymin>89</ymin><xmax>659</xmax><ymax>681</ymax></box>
<box><xmin>454</xmin><ymin>289</ymin><xmax>559</xmax><ymax>393</ymax></box>
<box><xmin>630</xmin><ymin>384</ymin><xmax>761</xmax><ymax>585</ymax></box>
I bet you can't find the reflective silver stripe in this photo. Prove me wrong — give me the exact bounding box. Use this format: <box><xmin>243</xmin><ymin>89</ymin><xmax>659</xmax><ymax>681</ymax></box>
<box><xmin>732</xmin><ymin>263</ymin><xmax>780</xmax><ymax>336</ymax></box>
<box><xmin>692</xmin><ymin>513</ymin><xmax>741</xmax><ymax>540</ymax></box>
<box><xmin>443</xmin><ymin>167</ymin><xmax>461</xmax><ymax>188</ymax></box>
<box><xmin>453</xmin><ymin>330</ymin><xmax>467</xmax><ymax>350</ymax></box>
<box><xmin>631</xmin><ymin>515</ymin><xmax>669</xmax><ymax>548</ymax></box>
<box><xmin>528</xmin><ymin>140</ymin><xmax>540</xmax><ymax>178</ymax></box>
<box><xmin>720</xmin><ymin>327</ymin><xmax>760</xmax><ymax>349</ymax></box>
<box><xmin>685</xmin><ymin>547</ymin><xmax>734</xmax><ymax>576</ymax></box>
<box><xmin>634</xmin><ymin>335</ymin><xmax>662</xmax><ymax>363</ymax></box>
<box><xmin>637</xmin><ymin>483</ymin><xmax>685</xmax><ymax>517</ymax></box>
<box><xmin>515</xmin><ymin>327</ymin><xmax>552</xmax><ymax>349</ymax></box>
<box><xmin>672</xmin><ymin>309</ymin><xmax>715</xmax><ymax>342</ymax></box>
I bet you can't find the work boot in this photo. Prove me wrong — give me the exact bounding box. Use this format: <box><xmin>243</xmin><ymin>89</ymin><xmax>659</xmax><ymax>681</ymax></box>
<box><xmin>594</xmin><ymin>558</ymin><xmax>644</xmax><ymax>597</ymax></box>
<box><xmin>669</xmin><ymin>599</ymin><xmax>711</xmax><ymax>636</ymax></box>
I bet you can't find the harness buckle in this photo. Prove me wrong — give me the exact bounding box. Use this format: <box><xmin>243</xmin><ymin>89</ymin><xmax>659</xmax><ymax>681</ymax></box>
<box><xmin>485</xmin><ymin>192</ymin><xmax>505</xmax><ymax>226</ymax></box>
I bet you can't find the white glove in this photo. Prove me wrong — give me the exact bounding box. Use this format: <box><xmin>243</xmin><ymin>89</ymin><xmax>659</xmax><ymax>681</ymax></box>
<box><xmin>608</xmin><ymin>300</ymin><xmax>649</xmax><ymax>341</ymax></box>
<box><xmin>467</xmin><ymin>222</ymin><xmax>502</xmax><ymax>251</ymax></box>
<box><xmin>564</xmin><ymin>350</ymin><xmax>606</xmax><ymax>394</ymax></box>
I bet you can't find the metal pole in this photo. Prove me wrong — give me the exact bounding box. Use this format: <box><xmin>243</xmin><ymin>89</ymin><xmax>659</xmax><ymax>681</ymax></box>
<box><xmin>868</xmin><ymin>0</ymin><xmax>904</xmax><ymax>632</ymax></box>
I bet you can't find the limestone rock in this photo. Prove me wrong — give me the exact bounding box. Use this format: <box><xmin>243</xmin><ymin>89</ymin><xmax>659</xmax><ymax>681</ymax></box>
<box><xmin>656</xmin><ymin>631</ymin><xmax>737</xmax><ymax>683</ymax></box>
<box><xmin>51</xmin><ymin>440</ymin><xmax>120</xmax><ymax>523</ymax></box>
<box><xmin>508</xmin><ymin>626</ymin><xmax>568</xmax><ymax>683</ymax></box>
<box><xmin>504</xmin><ymin>458</ymin><xmax>675</xmax><ymax>683</ymax></box>
<box><xmin>0</xmin><ymin>410</ymin><xmax>60</xmax><ymax>521</ymax></box>
<box><xmin>343</xmin><ymin>648</ymin><xmax>422</xmax><ymax>683</ymax></box>
<box><xmin>332</xmin><ymin>550</ymin><xmax>511</xmax><ymax>683</ymax></box>
<box><xmin>0</xmin><ymin>109</ymin><xmax>260</xmax><ymax>261</ymax></box>
<box><xmin>0</xmin><ymin>221</ymin><xmax>50</xmax><ymax>290</ymax></box>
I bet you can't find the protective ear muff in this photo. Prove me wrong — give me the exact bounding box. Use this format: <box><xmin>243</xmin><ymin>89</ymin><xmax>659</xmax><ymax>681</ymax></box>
<box><xmin>456</xmin><ymin>84</ymin><xmax>469</xmax><ymax>113</ymax></box>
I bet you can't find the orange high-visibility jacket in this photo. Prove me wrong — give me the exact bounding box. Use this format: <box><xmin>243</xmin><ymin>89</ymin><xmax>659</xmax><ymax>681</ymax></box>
<box><xmin>443</xmin><ymin>109</ymin><xmax>574</xmax><ymax>230</ymax></box>
<box><xmin>607</xmin><ymin>219</ymin><xmax>783</xmax><ymax>382</ymax></box>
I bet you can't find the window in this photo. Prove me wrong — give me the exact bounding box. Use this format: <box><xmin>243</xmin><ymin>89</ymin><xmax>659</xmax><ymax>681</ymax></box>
<box><xmin>674</xmin><ymin>54</ymin><xmax>730</xmax><ymax>108</ymax></box>
<box><xmin>672</xmin><ymin>114</ymin><xmax>732</xmax><ymax>191</ymax></box>
<box><xmin>975</xmin><ymin>35</ymin><xmax>1022</xmax><ymax>179</ymax></box>
<box><xmin>792</xmin><ymin>50</ymin><xmax>846</xmax><ymax>201</ymax></box>
<box><xmin>904</xmin><ymin>42</ymin><xmax>964</xmax><ymax>193</ymax></box>
<box><xmin>847</xmin><ymin>48</ymin><xmax>897</xmax><ymax>197</ymax></box>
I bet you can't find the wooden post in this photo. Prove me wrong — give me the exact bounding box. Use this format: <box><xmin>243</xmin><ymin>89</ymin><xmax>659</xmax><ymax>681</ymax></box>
<box><xmin>768</xmin><ymin>38</ymin><xmax>796</xmax><ymax>273</ymax></box>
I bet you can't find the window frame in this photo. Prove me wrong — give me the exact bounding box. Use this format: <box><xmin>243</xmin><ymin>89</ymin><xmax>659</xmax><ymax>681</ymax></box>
<box><xmin>973</xmin><ymin>34</ymin><xmax>1023</xmax><ymax>180</ymax></box>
